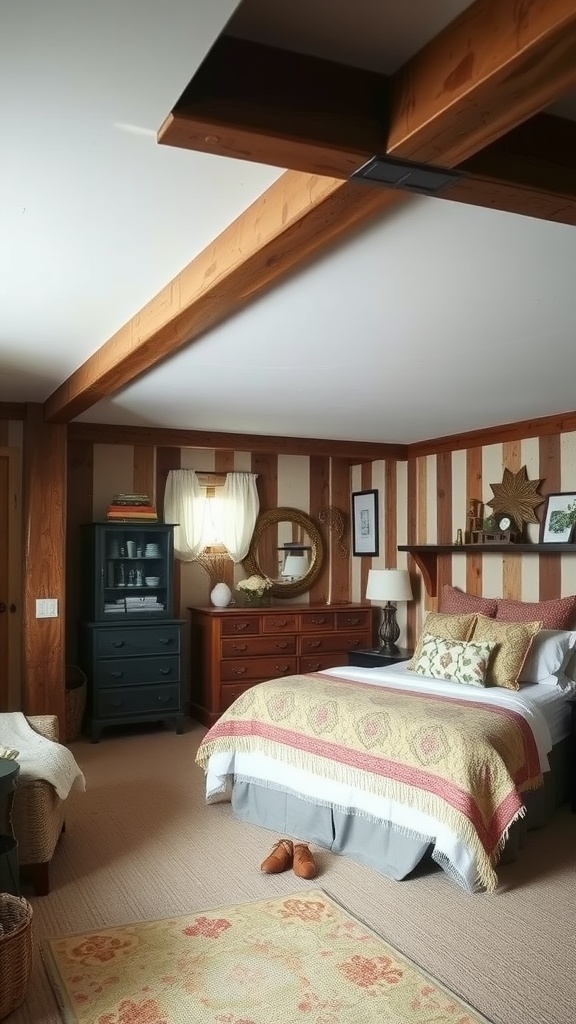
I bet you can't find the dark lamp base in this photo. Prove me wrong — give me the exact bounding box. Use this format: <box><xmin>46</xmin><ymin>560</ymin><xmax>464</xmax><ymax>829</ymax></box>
<box><xmin>377</xmin><ymin>602</ymin><xmax>401</xmax><ymax>655</ymax></box>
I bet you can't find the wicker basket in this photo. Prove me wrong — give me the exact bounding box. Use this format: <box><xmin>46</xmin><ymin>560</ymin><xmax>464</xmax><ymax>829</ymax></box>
<box><xmin>65</xmin><ymin>664</ymin><xmax>87</xmax><ymax>741</ymax></box>
<box><xmin>0</xmin><ymin>894</ymin><xmax>33</xmax><ymax>1020</ymax></box>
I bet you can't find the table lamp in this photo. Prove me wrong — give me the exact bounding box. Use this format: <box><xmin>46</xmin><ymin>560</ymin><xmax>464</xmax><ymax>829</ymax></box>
<box><xmin>366</xmin><ymin>568</ymin><xmax>413</xmax><ymax>654</ymax></box>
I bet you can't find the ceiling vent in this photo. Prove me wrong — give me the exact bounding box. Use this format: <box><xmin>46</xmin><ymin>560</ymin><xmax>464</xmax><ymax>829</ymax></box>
<box><xmin>350</xmin><ymin>155</ymin><xmax>463</xmax><ymax>194</ymax></box>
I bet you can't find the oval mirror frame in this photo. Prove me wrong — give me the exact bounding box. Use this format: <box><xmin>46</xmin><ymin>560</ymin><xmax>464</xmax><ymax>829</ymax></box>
<box><xmin>242</xmin><ymin>507</ymin><xmax>324</xmax><ymax>599</ymax></box>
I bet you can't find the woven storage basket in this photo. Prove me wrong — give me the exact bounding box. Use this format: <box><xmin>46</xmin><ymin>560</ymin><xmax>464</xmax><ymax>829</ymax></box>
<box><xmin>0</xmin><ymin>894</ymin><xmax>33</xmax><ymax>1020</ymax></box>
<box><xmin>65</xmin><ymin>664</ymin><xmax>87</xmax><ymax>741</ymax></box>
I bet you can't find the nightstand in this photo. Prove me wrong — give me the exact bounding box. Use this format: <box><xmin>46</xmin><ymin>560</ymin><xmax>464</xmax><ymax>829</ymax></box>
<box><xmin>348</xmin><ymin>647</ymin><xmax>413</xmax><ymax>669</ymax></box>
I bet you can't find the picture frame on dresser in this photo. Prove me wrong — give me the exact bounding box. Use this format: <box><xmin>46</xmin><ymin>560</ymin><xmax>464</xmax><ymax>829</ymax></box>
<box><xmin>351</xmin><ymin>489</ymin><xmax>379</xmax><ymax>556</ymax></box>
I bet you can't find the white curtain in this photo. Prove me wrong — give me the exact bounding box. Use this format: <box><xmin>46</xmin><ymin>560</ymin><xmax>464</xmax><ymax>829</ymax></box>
<box><xmin>220</xmin><ymin>472</ymin><xmax>259</xmax><ymax>562</ymax></box>
<box><xmin>164</xmin><ymin>469</ymin><xmax>259</xmax><ymax>562</ymax></box>
<box><xmin>164</xmin><ymin>469</ymin><xmax>205</xmax><ymax>561</ymax></box>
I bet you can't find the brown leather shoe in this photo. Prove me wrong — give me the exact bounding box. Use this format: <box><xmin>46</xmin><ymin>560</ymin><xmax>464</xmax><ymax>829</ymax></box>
<box><xmin>293</xmin><ymin>843</ymin><xmax>317</xmax><ymax>879</ymax></box>
<box><xmin>260</xmin><ymin>839</ymin><xmax>293</xmax><ymax>874</ymax></box>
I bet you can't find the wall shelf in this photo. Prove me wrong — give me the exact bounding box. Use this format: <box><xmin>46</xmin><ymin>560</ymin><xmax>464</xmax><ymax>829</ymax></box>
<box><xmin>398</xmin><ymin>543</ymin><xmax>576</xmax><ymax>597</ymax></box>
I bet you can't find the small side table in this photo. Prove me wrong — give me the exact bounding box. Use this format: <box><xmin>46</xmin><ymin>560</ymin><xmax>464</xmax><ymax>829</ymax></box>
<box><xmin>348</xmin><ymin>647</ymin><xmax>413</xmax><ymax>669</ymax></box>
<box><xmin>0</xmin><ymin>759</ymin><xmax>20</xmax><ymax>895</ymax></box>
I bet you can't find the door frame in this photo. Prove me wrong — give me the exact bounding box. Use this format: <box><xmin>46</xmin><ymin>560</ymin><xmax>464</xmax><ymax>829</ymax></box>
<box><xmin>0</xmin><ymin>446</ymin><xmax>22</xmax><ymax>708</ymax></box>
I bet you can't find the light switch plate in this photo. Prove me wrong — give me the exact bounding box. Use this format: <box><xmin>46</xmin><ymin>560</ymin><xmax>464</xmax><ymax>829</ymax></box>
<box><xmin>36</xmin><ymin>598</ymin><xmax>58</xmax><ymax>618</ymax></box>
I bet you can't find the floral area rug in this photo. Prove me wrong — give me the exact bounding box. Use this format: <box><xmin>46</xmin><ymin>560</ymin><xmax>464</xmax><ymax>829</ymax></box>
<box><xmin>42</xmin><ymin>890</ymin><xmax>491</xmax><ymax>1024</ymax></box>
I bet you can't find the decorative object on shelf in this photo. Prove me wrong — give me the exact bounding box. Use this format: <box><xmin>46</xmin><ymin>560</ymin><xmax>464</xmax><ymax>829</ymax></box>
<box><xmin>210</xmin><ymin>582</ymin><xmax>232</xmax><ymax>608</ymax></box>
<box><xmin>365</xmin><ymin>568</ymin><xmax>413</xmax><ymax>655</ymax></box>
<box><xmin>455</xmin><ymin>529</ymin><xmax>464</xmax><ymax>546</ymax></box>
<box><xmin>236</xmin><ymin>575</ymin><xmax>273</xmax><ymax>606</ymax></box>
<box><xmin>486</xmin><ymin>465</ymin><xmax>544</xmax><ymax>534</ymax></box>
<box><xmin>477</xmin><ymin>513</ymin><xmax>520</xmax><ymax>544</ymax></box>
<box><xmin>351</xmin><ymin>490</ymin><xmax>379</xmax><ymax>557</ymax></box>
<box><xmin>539</xmin><ymin>492</ymin><xmax>576</xmax><ymax>543</ymax></box>
<box><xmin>467</xmin><ymin>498</ymin><xmax>485</xmax><ymax>543</ymax></box>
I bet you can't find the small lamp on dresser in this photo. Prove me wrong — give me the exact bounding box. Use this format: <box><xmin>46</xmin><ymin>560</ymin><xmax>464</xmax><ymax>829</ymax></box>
<box><xmin>366</xmin><ymin>568</ymin><xmax>413</xmax><ymax>655</ymax></box>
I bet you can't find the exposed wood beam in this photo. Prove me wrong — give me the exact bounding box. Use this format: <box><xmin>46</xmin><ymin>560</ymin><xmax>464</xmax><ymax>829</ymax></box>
<box><xmin>66</xmin><ymin>421</ymin><xmax>407</xmax><ymax>462</ymax></box>
<box><xmin>46</xmin><ymin>0</ymin><xmax>576</xmax><ymax>422</ymax></box>
<box><xmin>159</xmin><ymin>36</ymin><xmax>387</xmax><ymax>179</ymax></box>
<box><xmin>0</xmin><ymin>402</ymin><xmax>26</xmax><ymax>421</ymax></box>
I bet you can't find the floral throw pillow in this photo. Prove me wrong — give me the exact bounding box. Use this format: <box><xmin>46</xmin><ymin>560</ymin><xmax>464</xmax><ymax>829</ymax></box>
<box><xmin>406</xmin><ymin>611</ymin><xmax>478</xmax><ymax>671</ymax></box>
<box><xmin>413</xmin><ymin>634</ymin><xmax>496</xmax><ymax>687</ymax></box>
<box><xmin>471</xmin><ymin>615</ymin><xmax>542</xmax><ymax>690</ymax></box>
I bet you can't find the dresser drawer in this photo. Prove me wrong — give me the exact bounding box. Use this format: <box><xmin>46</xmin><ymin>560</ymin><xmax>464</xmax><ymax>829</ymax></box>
<box><xmin>335</xmin><ymin>609</ymin><xmax>372</xmax><ymax>631</ymax></box>
<box><xmin>220</xmin><ymin>655</ymin><xmax>297</xmax><ymax>682</ymax></box>
<box><xmin>300</xmin><ymin>653</ymin><xmax>348</xmax><ymax>673</ymax></box>
<box><xmin>94</xmin><ymin>625</ymin><xmax>181</xmax><ymax>658</ymax></box>
<box><xmin>299</xmin><ymin>611</ymin><xmax>335</xmax><ymax>632</ymax></box>
<box><xmin>261</xmin><ymin>613</ymin><xmax>298</xmax><ymax>634</ymax></box>
<box><xmin>220</xmin><ymin>682</ymin><xmax>257</xmax><ymax>712</ymax></box>
<box><xmin>94</xmin><ymin>655</ymin><xmax>179</xmax><ymax>688</ymax></box>
<box><xmin>96</xmin><ymin>683</ymin><xmax>180</xmax><ymax>718</ymax></box>
<box><xmin>299</xmin><ymin>631</ymin><xmax>371</xmax><ymax>655</ymax></box>
<box><xmin>220</xmin><ymin>616</ymin><xmax>260</xmax><ymax>637</ymax></box>
<box><xmin>221</xmin><ymin>635</ymin><xmax>296</xmax><ymax>659</ymax></box>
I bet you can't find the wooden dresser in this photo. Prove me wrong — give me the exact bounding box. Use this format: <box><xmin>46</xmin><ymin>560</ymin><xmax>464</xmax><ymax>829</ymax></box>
<box><xmin>188</xmin><ymin>603</ymin><xmax>375</xmax><ymax>726</ymax></box>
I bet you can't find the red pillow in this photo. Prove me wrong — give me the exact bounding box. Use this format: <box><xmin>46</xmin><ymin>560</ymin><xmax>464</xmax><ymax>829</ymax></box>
<box><xmin>495</xmin><ymin>595</ymin><xmax>576</xmax><ymax>630</ymax></box>
<box><xmin>439</xmin><ymin>585</ymin><xmax>498</xmax><ymax>618</ymax></box>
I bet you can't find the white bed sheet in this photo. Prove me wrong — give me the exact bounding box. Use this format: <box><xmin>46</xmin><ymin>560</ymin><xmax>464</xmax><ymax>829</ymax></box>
<box><xmin>204</xmin><ymin>663</ymin><xmax>571</xmax><ymax>892</ymax></box>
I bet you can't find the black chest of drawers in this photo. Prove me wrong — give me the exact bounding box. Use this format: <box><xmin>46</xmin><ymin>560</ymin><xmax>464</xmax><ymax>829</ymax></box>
<box><xmin>79</xmin><ymin>620</ymin><xmax>184</xmax><ymax>742</ymax></box>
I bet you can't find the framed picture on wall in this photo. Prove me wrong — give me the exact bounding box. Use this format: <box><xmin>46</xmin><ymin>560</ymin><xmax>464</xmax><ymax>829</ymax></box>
<box><xmin>352</xmin><ymin>489</ymin><xmax>379</xmax><ymax>556</ymax></box>
<box><xmin>539</xmin><ymin>492</ymin><xmax>576</xmax><ymax>542</ymax></box>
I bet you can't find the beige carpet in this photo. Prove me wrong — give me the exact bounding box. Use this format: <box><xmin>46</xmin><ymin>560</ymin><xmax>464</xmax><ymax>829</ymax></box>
<box><xmin>42</xmin><ymin>889</ymin><xmax>492</xmax><ymax>1023</ymax></box>
<box><xmin>10</xmin><ymin>721</ymin><xmax>576</xmax><ymax>1024</ymax></box>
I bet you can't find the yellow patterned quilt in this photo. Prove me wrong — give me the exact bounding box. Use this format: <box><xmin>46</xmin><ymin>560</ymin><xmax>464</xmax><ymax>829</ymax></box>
<box><xmin>196</xmin><ymin>673</ymin><xmax>543</xmax><ymax>891</ymax></box>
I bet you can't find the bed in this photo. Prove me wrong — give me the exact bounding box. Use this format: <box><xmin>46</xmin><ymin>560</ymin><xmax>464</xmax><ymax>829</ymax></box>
<box><xmin>196</xmin><ymin>612</ymin><xmax>575</xmax><ymax>894</ymax></box>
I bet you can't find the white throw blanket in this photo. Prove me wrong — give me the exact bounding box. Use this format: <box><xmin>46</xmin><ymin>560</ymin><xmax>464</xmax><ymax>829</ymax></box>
<box><xmin>0</xmin><ymin>712</ymin><xmax>86</xmax><ymax>799</ymax></box>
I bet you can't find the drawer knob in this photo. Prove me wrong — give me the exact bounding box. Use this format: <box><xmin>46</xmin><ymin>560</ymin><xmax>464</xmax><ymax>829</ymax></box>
<box><xmin>311</xmin><ymin>618</ymin><xmax>327</xmax><ymax>625</ymax></box>
<box><xmin>271</xmin><ymin>619</ymin><xmax>288</xmax><ymax>628</ymax></box>
<box><xmin>159</xmin><ymin>668</ymin><xmax>171</xmax><ymax>675</ymax></box>
<box><xmin>111</xmin><ymin>641</ymin><xmax>124</xmax><ymax>648</ymax></box>
<box><xmin>158</xmin><ymin>637</ymin><xmax>173</xmax><ymax>646</ymax></box>
<box><xmin>232</xmin><ymin>643</ymin><xmax>247</xmax><ymax>652</ymax></box>
<box><xmin>157</xmin><ymin>695</ymin><xmax>170</xmax><ymax>704</ymax></box>
<box><xmin>232</xmin><ymin>667</ymin><xmax>247</xmax><ymax>676</ymax></box>
<box><xmin>307</xmin><ymin>640</ymin><xmax>321</xmax><ymax>649</ymax></box>
<box><xmin>233</xmin><ymin>623</ymin><xmax>249</xmax><ymax>632</ymax></box>
<box><xmin>110</xmin><ymin>671</ymin><xmax>123</xmax><ymax>678</ymax></box>
<box><xmin>111</xmin><ymin>700</ymin><xmax>123</xmax><ymax>708</ymax></box>
<box><xmin>347</xmin><ymin>617</ymin><xmax>360</xmax><ymax>625</ymax></box>
<box><xmin>276</xmin><ymin>664</ymin><xmax>290</xmax><ymax>673</ymax></box>
<box><xmin>274</xmin><ymin>642</ymin><xmax>288</xmax><ymax>650</ymax></box>
<box><xmin>308</xmin><ymin>663</ymin><xmax>321</xmax><ymax>672</ymax></box>
<box><xmin>349</xmin><ymin>640</ymin><xmax>360</xmax><ymax>648</ymax></box>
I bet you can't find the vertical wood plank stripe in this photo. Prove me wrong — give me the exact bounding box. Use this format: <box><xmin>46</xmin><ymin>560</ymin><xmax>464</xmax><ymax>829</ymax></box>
<box><xmin>436</xmin><ymin>451</ymin><xmax>452</xmax><ymax>609</ymax></box>
<box><xmin>502</xmin><ymin>441</ymin><xmax>522</xmax><ymax>600</ymax></box>
<box><xmin>330</xmin><ymin>458</ymin><xmax>351</xmax><ymax>606</ymax></box>
<box><xmin>133</xmin><ymin>446</ymin><xmax>156</xmax><ymax>505</ymax></box>
<box><xmin>539</xmin><ymin>435</ymin><xmax>561</xmax><ymax>600</ymax></box>
<box><xmin>66</xmin><ymin>440</ymin><xmax>94</xmax><ymax>663</ymax></box>
<box><xmin>385</xmin><ymin>460</ymin><xmax>397</xmax><ymax>569</ymax></box>
<box><xmin>252</xmin><ymin>453</ymin><xmax>278</xmax><ymax>596</ymax></box>
<box><xmin>466</xmin><ymin>447</ymin><xmax>483</xmax><ymax>595</ymax></box>
<box><xmin>22</xmin><ymin>407</ymin><xmax>66</xmax><ymax>724</ymax></box>
<box><xmin>309</xmin><ymin>455</ymin><xmax>330</xmax><ymax>605</ymax></box>
<box><xmin>156</xmin><ymin>447</ymin><xmax>182</xmax><ymax>616</ymax></box>
<box><xmin>406</xmin><ymin>457</ymin><xmax>418</xmax><ymax>648</ymax></box>
<box><xmin>360</xmin><ymin>462</ymin><xmax>372</xmax><ymax>603</ymax></box>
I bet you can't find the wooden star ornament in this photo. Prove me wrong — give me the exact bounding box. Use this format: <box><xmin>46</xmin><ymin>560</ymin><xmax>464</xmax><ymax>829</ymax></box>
<box><xmin>487</xmin><ymin>466</ymin><xmax>545</xmax><ymax>533</ymax></box>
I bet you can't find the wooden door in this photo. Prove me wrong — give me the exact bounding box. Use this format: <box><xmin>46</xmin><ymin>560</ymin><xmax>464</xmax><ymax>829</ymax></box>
<box><xmin>0</xmin><ymin>449</ymin><xmax>21</xmax><ymax>709</ymax></box>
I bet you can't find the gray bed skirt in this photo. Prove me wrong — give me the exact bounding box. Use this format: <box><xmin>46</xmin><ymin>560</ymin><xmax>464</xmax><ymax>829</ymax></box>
<box><xmin>230</xmin><ymin>738</ymin><xmax>570</xmax><ymax>886</ymax></box>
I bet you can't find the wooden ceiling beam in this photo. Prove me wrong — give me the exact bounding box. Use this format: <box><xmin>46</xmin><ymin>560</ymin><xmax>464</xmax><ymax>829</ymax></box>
<box><xmin>45</xmin><ymin>0</ymin><xmax>576</xmax><ymax>422</ymax></box>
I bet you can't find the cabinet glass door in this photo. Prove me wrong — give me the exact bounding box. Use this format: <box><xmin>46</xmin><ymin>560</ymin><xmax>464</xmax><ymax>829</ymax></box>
<box><xmin>86</xmin><ymin>524</ymin><xmax>174</xmax><ymax>620</ymax></box>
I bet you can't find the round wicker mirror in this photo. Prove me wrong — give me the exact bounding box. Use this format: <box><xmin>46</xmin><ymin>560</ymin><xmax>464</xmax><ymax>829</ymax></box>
<box><xmin>242</xmin><ymin>507</ymin><xmax>324</xmax><ymax>599</ymax></box>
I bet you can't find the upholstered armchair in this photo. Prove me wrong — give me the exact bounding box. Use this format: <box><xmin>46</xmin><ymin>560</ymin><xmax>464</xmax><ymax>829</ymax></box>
<box><xmin>11</xmin><ymin>715</ymin><xmax>66</xmax><ymax>896</ymax></box>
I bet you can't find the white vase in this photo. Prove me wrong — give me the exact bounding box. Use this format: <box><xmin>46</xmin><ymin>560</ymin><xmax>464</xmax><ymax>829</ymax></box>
<box><xmin>210</xmin><ymin>582</ymin><xmax>232</xmax><ymax>608</ymax></box>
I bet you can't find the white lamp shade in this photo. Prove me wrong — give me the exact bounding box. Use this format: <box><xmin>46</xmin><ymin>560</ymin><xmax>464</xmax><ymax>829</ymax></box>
<box><xmin>366</xmin><ymin>568</ymin><xmax>413</xmax><ymax>602</ymax></box>
<box><xmin>282</xmin><ymin>553</ymin><xmax>309</xmax><ymax>578</ymax></box>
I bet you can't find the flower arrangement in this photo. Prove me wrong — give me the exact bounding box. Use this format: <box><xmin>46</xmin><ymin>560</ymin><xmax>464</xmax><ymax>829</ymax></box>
<box><xmin>236</xmin><ymin>575</ymin><xmax>273</xmax><ymax>604</ymax></box>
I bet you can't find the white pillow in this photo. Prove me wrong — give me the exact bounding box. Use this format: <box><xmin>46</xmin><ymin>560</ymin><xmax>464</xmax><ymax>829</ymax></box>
<box><xmin>519</xmin><ymin>629</ymin><xmax>576</xmax><ymax>683</ymax></box>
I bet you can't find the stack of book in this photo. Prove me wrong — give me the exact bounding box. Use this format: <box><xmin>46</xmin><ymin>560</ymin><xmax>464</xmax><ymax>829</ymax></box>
<box><xmin>106</xmin><ymin>493</ymin><xmax>158</xmax><ymax>522</ymax></box>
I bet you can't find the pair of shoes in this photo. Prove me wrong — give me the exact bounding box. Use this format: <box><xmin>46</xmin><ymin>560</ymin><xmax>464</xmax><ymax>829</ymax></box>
<box><xmin>260</xmin><ymin>839</ymin><xmax>317</xmax><ymax>879</ymax></box>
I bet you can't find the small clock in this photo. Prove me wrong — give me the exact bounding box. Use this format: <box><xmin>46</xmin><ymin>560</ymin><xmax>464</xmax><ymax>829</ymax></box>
<box><xmin>497</xmin><ymin>515</ymin><xmax>512</xmax><ymax>531</ymax></box>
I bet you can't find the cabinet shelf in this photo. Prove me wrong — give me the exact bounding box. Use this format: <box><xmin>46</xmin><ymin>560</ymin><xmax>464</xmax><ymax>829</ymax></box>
<box><xmin>398</xmin><ymin>543</ymin><xmax>576</xmax><ymax>597</ymax></box>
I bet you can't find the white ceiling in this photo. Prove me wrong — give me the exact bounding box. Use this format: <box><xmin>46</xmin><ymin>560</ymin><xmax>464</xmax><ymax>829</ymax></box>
<box><xmin>2</xmin><ymin>0</ymin><xmax>575</xmax><ymax>444</ymax></box>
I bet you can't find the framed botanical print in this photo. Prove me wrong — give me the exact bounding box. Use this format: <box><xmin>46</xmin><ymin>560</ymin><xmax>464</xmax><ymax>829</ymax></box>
<box><xmin>352</xmin><ymin>489</ymin><xmax>379</xmax><ymax>556</ymax></box>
